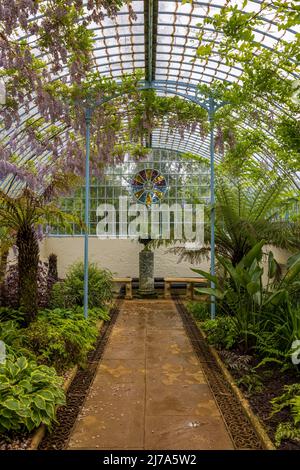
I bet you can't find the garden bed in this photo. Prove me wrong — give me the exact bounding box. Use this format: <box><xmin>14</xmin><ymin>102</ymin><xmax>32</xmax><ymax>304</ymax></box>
<box><xmin>39</xmin><ymin>302</ymin><xmax>120</xmax><ymax>450</ymax></box>
<box><xmin>230</xmin><ymin>361</ymin><xmax>300</xmax><ymax>450</ymax></box>
<box><xmin>0</xmin><ymin>317</ymin><xmax>107</xmax><ymax>451</ymax></box>
<box><xmin>193</xmin><ymin>319</ymin><xmax>300</xmax><ymax>450</ymax></box>
<box><xmin>0</xmin><ymin>365</ymin><xmax>77</xmax><ymax>450</ymax></box>
<box><xmin>181</xmin><ymin>299</ymin><xmax>300</xmax><ymax>450</ymax></box>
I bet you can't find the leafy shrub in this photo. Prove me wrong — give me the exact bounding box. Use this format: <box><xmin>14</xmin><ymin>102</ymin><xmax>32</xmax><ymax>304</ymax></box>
<box><xmin>201</xmin><ymin>317</ymin><xmax>238</xmax><ymax>350</ymax></box>
<box><xmin>274</xmin><ymin>423</ymin><xmax>300</xmax><ymax>448</ymax></box>
<box><xmin>219</xmin><ymin>350</ymin><xmax>252</xmax><ymax>373</ymax></box>
<box><xmin>0</xmin><ymin>307</ymin><xmax>25</xmax><ymax>324</ymax></box>
<box><xmin>50</xmin><ymin>262</ymin><xmax>113</xmax><ymax>309</ymax></box>
<box><xmin>256</xmin><ymin>306</ymin><xmax>300</xmax><ymax>369</ymax></box>
<box><xmin>0</xmin><ymin>356</ymin><xmax>65</xmax><ymax>433</ymax></box>
<box><xmin>236</xmin><ymin>372</ymin><xmax>264</xmax><ymax>393</ymax></box>
<box><xmin>195</xmin><ymin>243</ymin><xmax>300</xmax><ymax>354</ymax></box>
<box><xmin>49</xmin><ymin>281</ymin><xmax>67</xmax><ymax>309</ymax></box>
<box><xmin>23</xmin><ymin>311</ymin><xmax>98</xmax><ymax>372</ymax></box>
<box><xmin>1</xmin><ymin>306</ymin><xmax>109</xmax><ymax>372</ymax></box>
<box><xmin>271</xmin><ymin>384</ymin><xmax>300</xmax><ymax>423</ymax></box>
<box><xmin>0</xmin><ymin>320</ymin><xmax>32</xmax><ymax>359</ymax></box>
<box><xmin>271</xmin><ymin>384</ymin><xmax>300</xmax><ymax>446</ymax></box>
<box><xmin>186</xmin><ymin>301</ymin><xmax>210</xmax><ymax>321</ymax></box>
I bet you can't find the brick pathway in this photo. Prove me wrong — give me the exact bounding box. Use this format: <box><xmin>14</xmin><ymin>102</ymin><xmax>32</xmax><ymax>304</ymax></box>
<box><xmin>67</xmin><ymin>300</ymin><xmax>234</xmax><ymax>450</ymax></box>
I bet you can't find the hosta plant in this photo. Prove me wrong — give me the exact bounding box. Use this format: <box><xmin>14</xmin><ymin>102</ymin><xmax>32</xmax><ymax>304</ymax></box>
<box><xmin>0</xmin><ymin>357</ymin><xmax>65</xmax><ymax>433</ymax></box>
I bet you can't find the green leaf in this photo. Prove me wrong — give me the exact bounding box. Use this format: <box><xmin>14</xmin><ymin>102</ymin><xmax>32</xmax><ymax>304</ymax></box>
<box><xmin>191</xmin><ymin>268</ymin><xmax>217</xmax><ymax>284</ymax></box>
<box><xmin>196</xmin><ymin>44</ymin><xmax>213</xmax><ymax>57</ymax></box>
<box><xmin>16</xmin><ymin>357</ymin><xmax>28</xmax><ymax>371</ymax></box>
<box><xmin>3</xmin><ymin>399</ymin><xmax>21</xmax><ymax>411</ymax></box>
<box><xmin>19</xmin><ymin>379</ymin><xmax>33</xmax><ymax>392</ymax></box>
<box><xmin>30</xmin><ymin>371</ymin><xmax>48</xmax><ymax>383</ymax></box>
<box><xmin>263</xmin><ymin>289</ymin><xmax>287</xmax><ymax>307</ymax></box>
<box><xmin>33</xmin><ymin>395</ymin><xmax>46</xmax><ymax>410</ymax></box>
<box><xmin>195</xmin><ymin>287</ymin><xmax>225</xmax><ymax>299</ymax></box>
<box><xmin>238</xmin><ymin>240</ymin><xmax>265</xmax><ymax>269</ymax></box>
<box><xmin>246</xmin><ymin>281</ymin><xmax>260</xmax><ymax>295</ymax></box>
<box><xmin>38</xmin><ymin>389</ymin><xmax>55</xmax><ymax>401</ymax></box>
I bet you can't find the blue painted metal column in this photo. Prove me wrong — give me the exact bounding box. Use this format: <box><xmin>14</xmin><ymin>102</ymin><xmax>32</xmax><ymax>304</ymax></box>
<box><xmin>84</xmin><ymin>108</ymin><xmax>92</xmax><ymax>319</ymax></box>
<box><xmin>209</xmin><ymin>96</ymin><xmax>216</xmax><ymax>320</ymax></box>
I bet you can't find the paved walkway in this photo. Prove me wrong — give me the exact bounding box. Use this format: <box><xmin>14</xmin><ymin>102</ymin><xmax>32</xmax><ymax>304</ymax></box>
<box><xmin>68</xmin><ymin>300</ymin><xmax>234</xmax><ymax>450</ymax></box>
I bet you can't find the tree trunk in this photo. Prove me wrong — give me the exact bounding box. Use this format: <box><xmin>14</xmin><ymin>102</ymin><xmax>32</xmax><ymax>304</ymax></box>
<box><xmin>0</xmin><ymin>249</ymin><xmax>8</xmax><ymax>306</ymax></box>
<box><xmin>17</xmin><ymin>224</ymin><xmax>39</xmax><ymax>325</ymax></box>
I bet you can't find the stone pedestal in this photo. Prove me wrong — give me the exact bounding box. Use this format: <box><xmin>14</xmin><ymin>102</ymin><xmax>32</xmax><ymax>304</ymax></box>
<box><xmin>138</xmin><ymin>250</ymin><xmax>156</xmax><ymax>297</ymax></box>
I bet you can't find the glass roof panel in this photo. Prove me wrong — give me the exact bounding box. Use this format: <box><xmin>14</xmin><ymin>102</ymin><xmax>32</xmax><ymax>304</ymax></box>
<box><xmin>1</xmin><ymin>0</ymin><xmax>299</xmax><ymax>192</ymax></box>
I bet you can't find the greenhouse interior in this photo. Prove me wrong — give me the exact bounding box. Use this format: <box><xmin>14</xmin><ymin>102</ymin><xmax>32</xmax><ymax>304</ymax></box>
<box><xmin>0</xmin><ymin>0</ymin><xmax>300</xmax><ymax>456</ymax></box>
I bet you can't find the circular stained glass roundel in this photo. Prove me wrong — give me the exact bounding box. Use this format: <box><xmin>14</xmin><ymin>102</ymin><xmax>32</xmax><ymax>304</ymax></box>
<box><xmin>131</xmin><ymin>169</ymin><xmax>167</xmax><ymax>207</ymax></box>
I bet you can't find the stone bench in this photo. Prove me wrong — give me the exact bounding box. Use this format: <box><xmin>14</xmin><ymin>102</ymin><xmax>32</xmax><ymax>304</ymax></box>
<box><xmin>113</xmin><ymin>277</ymin><xmax>133</xmax><ymax>300</ymax></box>
<box><xmin>164</xmin><ymin>277</ymin><xmax>207</xmax><ymax>300</ymax></box>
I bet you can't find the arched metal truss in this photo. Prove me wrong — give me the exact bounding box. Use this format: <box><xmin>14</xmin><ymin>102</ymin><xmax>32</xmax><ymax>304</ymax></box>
<box><xmin>0</xmin><ymin>1</ymin><xmax>299</xmax><ymax>320</ymax></box>
<box><xmin>1</xmin><ymin>1</ymin><xmax>299</xmax><ymax>192</ymax></box>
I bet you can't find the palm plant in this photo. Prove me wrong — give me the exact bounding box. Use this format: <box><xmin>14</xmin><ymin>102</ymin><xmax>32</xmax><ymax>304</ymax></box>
<box><xmin>0</xmin><ymin>176</ymin><xmax>80</xmax><ymax>325</ymax></box>
<box><xmin>168</xmin><ymin>176</ymin><xmax>300</xmax><ymax>266</ymax></box>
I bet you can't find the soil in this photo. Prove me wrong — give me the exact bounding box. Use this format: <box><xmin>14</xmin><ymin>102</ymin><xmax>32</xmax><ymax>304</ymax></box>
<box><xmin>246</xmin><ymin>367</ymin><xmax>300</xmax><ymax>450</ymax></box>
<box><xmin>220</xmin><ymin>351</ymin><xmax>300</xmax><ymax>450</ymax></box>
<box><xmin>0</xmin><ymin>433</ymin><xmax>31</xmax><ymax>450</ymax></box>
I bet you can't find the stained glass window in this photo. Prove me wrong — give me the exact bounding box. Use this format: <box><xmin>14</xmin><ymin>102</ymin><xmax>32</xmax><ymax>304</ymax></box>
<box><xmin>131</xmin><ymin>168</ymin><xmax>168</xmax><ymax>206</ymax></box>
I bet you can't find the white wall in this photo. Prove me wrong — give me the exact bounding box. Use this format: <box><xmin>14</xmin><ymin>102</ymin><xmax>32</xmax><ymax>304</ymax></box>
<box><xmin>8</xmin><ymin>236</ymin><xmax>292</xmax><ymax>281</ymax></box>
<box><xmin>39</xmin><ymin>237</ymin><xmax>210</xmax><ymax>278</ymax></box>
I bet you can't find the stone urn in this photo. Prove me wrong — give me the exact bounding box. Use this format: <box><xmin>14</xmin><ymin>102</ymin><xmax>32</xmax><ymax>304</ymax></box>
<box><xmin>138</xmin><ymin>239</ymin><xmax>156</xmax><ymax>297</ymax></box>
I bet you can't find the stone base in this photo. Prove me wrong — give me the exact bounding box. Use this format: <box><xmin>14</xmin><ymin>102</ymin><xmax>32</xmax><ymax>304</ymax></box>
<box><xmin>136</xmin><ymin>289</ymin><xmax>158</xmax><ymax>299</ymax></box>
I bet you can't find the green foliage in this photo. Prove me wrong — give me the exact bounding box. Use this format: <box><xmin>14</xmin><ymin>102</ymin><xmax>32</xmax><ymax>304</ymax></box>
<box><xmin>195</xmin><ymin>241</ymin><xmax>266</xmax><ymax>352</ymax></box>
<box><xmin>0</xmin><ymin>357</ymin><xmax>65</xmax><ymax>433</ymax></box>
<box><xmin>23</xmin><ymin>309</ymin><xmax>99</xmax><ymax>372</ymax></box>
<box><xmin>274</xmin><ymin>423</ymin><xmax>300</xmax><ymax>448</ymax></box>
<box><xmin>196</xmin><ymin>242</ymin><xmax>300</xmax><ymax>355</ymax></box>
<box><xmin>236</xmin><ymin>372</ymin><xmax>264</xmax><ymax>394</ymax></box>
<box><xmin>271</xmin><ymin>384</ymin><xmax>300</xmax><ymax>446</ymax></box>
<box><xmin>193</xmin><ymin>0</ymin><xmax>300</xmax><ymax>181</ymax></box>
<box><xmin>49</xmin><ymin>282</ymin><xmax>68</xmax><ymax>309</ymax></box>
<box><xmin>201</xmin><ymin>317</ymin><xmax>238</xmax><ymax>350</ymax></box>
<box><xmin>166</xmin><ymin>177</ymin><xmax>300</xmax><ymax>267</ymax></box>
<box><xmin>0</xmin><ymin>307</ymin><xmax>25</xmax><ymax>324</ymax></box>
<box><xmin>271</xmin><ymin>384</ymin><xmax>300</xmax><ymax>423</ymax></box>
<box><xmin>0</xmin><ymin>320</ymin><xmax>31</xmax><ymax>358</ymax></box>
<box><xmin>186</xmin><ymin>301</ymin><xmax>210</xmax><ymax>321</ymax></box>
<box><xmin>0</xmin><ymin>304</ymin><xmax>109</xmax><ymax>373</ymax></box>
<box><xmin>50</xmin><ymin>262</ymin><xmax>113</xmax><ymax>309</ymax></box>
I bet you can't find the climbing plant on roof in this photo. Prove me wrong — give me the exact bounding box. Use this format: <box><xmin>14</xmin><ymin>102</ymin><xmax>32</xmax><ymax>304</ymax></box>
<box><xmin>0</xmin><ymin>1</ymin><xmax>138</xmax><ymax>190</ymax></box>
<box><xmin>194</xmin><ymin>0</ymin><xmax>300</xmax><ymax>184</ymax></box>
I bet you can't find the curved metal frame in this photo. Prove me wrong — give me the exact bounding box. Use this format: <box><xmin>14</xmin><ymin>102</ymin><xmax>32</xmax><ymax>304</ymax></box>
<box><xmin>1</xmin><ymin>0</ymin><xmax>298</xmax><ymax>320</ymax></box>
<box><xmin>82</xmin><ymin>79</ymin><xmax>223</xmax><ymax>319</ymax></box>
